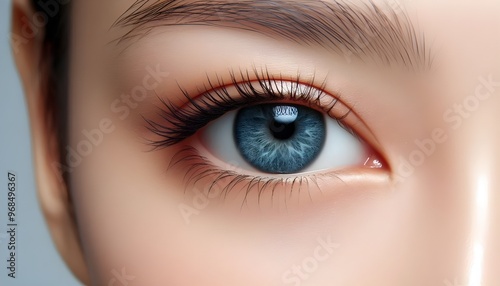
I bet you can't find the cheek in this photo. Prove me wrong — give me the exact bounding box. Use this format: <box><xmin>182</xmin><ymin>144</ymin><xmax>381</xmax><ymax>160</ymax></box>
<box><xmin>68</xmin><ymin>121</ymin><xmax>176</xmax><ymax>283</ymax></box>
<box><xmin>66</xmin><ymin>120</ymin><xmax>286</xmax><ymax>285</ymax></box>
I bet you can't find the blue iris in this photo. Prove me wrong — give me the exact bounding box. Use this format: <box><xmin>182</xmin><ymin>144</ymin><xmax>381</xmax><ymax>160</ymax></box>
<box><xmin>234</xmin><ymin>104</ymin><xmax>326</xmax><ymax>174</ymax></box>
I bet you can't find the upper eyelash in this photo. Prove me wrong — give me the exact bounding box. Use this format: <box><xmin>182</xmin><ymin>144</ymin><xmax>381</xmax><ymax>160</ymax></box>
<box><xmin>143</xmin><ymin>67</ymin><xmax>351</xmax><ymax>149</ymax></box>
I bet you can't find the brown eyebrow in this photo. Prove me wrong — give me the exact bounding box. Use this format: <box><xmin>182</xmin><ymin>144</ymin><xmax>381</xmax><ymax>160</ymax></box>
<box><xmin>112</xmin><ymin>0</ymin><xmax>432</xmax><ymax>71</ymax></box>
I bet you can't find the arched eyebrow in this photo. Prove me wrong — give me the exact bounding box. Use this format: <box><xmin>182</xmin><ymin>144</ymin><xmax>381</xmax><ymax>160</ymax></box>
<box><xmin>112</xmin><ymin>0</ymin><xmax>431</xmax><ymax>71</ymax></box>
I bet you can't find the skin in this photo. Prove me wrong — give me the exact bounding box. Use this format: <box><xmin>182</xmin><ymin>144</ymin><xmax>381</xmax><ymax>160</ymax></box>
<box><xmin>11</xmin><ymin>0</ymin><xmax>500</xmax><ymax>285</ymax></box>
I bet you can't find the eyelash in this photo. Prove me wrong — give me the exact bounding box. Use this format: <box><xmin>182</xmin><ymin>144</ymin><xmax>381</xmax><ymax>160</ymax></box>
<box><xmin>143</xmin><ymin>67</ymin><xmax>353</xmax><ymax>149</ymax></box>
<box><xmin>142</xmin><ymin>68</ymin><xmax>366</xmax><ymax>207</ymax></box>
<box><xmin>168</xmin><ymin>146</ymin><xmax>347</xmax><ymax>209</ymax></box>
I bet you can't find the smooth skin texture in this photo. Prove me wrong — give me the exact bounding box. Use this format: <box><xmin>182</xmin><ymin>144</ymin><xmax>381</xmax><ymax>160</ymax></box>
<box><xmin>11</xmin><ymin>0</ymin><xmax>500</xmax><ymax>285</ymax></box>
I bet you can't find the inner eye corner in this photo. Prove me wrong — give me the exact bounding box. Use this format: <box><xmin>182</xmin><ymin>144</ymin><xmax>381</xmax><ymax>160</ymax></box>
<box><xmin>361</xmin><ymin>143</ymin><xmax>390</xmax><ymax>171</ymax></box>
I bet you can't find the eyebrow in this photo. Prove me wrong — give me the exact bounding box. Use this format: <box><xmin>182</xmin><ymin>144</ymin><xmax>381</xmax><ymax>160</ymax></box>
<box><xmin>112</xmin><ymin>0</ymin><xmax>431</xmax><ymax>71</ymax></box>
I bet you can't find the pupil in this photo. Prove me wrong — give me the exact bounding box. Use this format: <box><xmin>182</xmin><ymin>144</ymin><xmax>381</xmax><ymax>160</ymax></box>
<box><xmin>269</xmin><ymin>120</ymin><xmax>296</xmax><ymax>140</ymax></box>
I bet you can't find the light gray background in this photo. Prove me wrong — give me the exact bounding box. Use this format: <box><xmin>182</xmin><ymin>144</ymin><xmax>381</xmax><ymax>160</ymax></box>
<box><xmin>0</xmin><ymin>1</ymin><xmax>82</xmax><ymax>285</ymax></box>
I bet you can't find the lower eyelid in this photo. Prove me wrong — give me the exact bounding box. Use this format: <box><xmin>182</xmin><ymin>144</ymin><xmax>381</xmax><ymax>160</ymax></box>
<box><xmin>168</xmin><ymin>144</ymin><xmax>391</xmax><ymax>212</ymax></box>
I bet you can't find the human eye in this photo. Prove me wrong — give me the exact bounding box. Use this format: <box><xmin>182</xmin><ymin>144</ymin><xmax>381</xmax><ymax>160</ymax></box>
<box><xmin>204</xmin><ymin>101</ymin><xmax>365</xmax><ymax>174</ymax></box>
<box><xmin>142</xmin><ymin>68</ymin><xmax>388</xmax><ymax>209</ymax></box>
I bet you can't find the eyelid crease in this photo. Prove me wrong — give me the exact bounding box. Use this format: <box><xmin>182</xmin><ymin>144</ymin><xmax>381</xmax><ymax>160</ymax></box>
<box><xmin>142</xmin><ymin>67</ymin><xmax>355</xmax><ymax>149</ymax></box>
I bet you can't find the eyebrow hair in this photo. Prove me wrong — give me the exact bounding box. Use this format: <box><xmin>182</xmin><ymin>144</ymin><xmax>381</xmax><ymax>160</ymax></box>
<box><xmin>112</xmin><ymin>0</ymin><xmax>432</xmax><ymax>71</ymax></box>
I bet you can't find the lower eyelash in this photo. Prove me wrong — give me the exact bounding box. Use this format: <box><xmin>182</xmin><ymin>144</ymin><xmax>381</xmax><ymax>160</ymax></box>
<box><xmin>169</xmin><ymin>146</ymin><xmax>345</xmax><ymax>210</ymax></box>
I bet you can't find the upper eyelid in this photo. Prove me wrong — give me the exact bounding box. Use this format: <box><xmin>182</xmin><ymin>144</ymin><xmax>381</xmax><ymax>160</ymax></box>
<box><xmin>142</xmin><ymin>68</ymin><xmax>364</xmax><ymax>149</ymax></box>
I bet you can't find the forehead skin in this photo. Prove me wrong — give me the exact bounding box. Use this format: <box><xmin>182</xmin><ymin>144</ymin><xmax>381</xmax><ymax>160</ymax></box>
<box><xmin>68</xmin><ymin>1</ymin><xmax>500</xmax><ymax>286</ymax></box>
